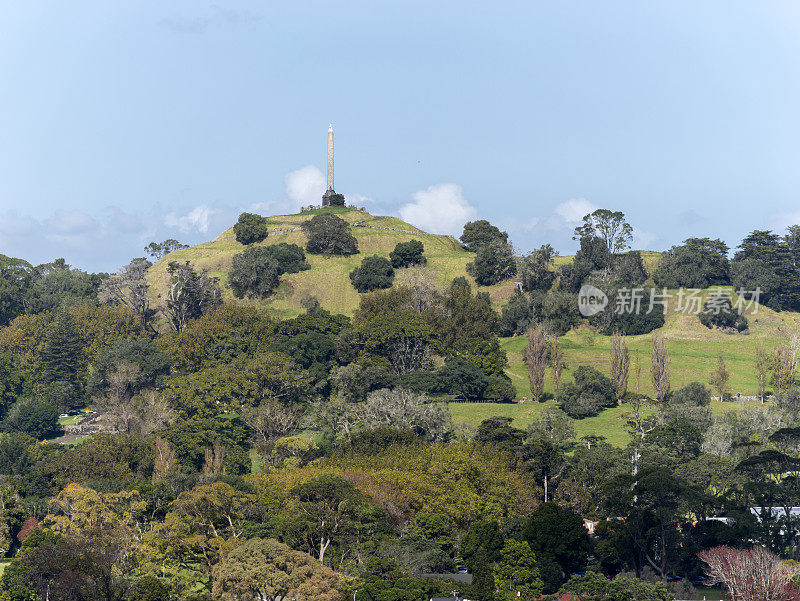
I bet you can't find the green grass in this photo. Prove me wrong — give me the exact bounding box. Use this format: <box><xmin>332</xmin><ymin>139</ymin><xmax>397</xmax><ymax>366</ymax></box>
<box><xmin>0</xmin><ymin>559</ymin><xmax>8</xmax><ymax>577</ymax></box>
<box><xmin>58</xmin><ymin>414</ymin><xmax>84</xmax><ymax>426</ymax></box>
<box><xmin>146</xmin><ymin>207</ymin><xmax>517</xmax><ymax>319</ymax></box>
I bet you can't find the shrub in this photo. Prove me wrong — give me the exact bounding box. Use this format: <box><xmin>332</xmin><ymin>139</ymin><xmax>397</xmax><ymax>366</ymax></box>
<box><xmin>399</xmin><ymin>370</ymin><xmax>443</xmax><ymax>394</ymax></box>
<box><xmin>301</xmin><ymin>213</ymin><xmax>358</xmax><ymax>255</ymax></box>
<box><xmin>698</xmin><ymin>295</ymin><xmax>748</xmax><ymax>332</ymax></box>
<box><xmin>228</xmin><ymin>247</ymin><xmax>280</xmax><ymax>299</ymax></box>
<box><xmin>439</xmin><ymin>359</ymin><xmax>488</xmax><ymax>401</ymax></box>
<box><xmin>263</xmin><ymin>243</ymin><xmax>311</xmax><ymax>274</ymax></box>
<box><xmin>233</xmin><ymin>212</ymin><xmax>268</xmax><ymax>245</ymax></box>
<box><xmin>350</xmin><ymin>255</ymin><xmax>395</xmax><ymax>293</ymax></box>
<box><xmin>460</xmin><ymin>220</ymin><xmax>508</xmax><ymax>252</ymax></box>
<box><xmin>484</xmin><ymin>374</ymin><xmax>516</xmax><ymax>402</ymax></box>
<box><xmin>556</xmin><ymin>365</ymin><xmax>616</xmax><ymax>418</ymax></box>
<box><xmin>2</xmin><ymin>397</ymin><xmax>61</xmax><ymax>439</ymax></box>
<box><xmin>390</xmin><ymin>240</ymin><xmax>426</xmax><ymax>268</ymax></box>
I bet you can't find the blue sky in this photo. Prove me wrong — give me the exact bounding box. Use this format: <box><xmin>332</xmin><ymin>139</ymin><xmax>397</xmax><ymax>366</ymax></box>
<box><xmin>1</xmin><ymin>1</ymin><xmax>799</xmax><ymax>271</ymax></box>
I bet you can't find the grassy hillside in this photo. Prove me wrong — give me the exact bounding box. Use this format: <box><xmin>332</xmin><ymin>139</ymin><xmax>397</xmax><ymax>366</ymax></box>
<box><xmin>147</xmin><ymin>207</ymin><xmax>517</xmax><ymax>319</ymax></box>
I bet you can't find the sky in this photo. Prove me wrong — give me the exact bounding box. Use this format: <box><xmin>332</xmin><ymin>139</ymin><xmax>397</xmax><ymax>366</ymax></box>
<box><xmin>1</xmin><ymin>1</ymin><xmax>800</xmax><ymax>271</ymax></box>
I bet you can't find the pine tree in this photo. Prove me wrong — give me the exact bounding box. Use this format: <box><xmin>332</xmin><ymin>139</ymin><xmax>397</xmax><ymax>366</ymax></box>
<box><xmin>39</xmin><ymin>312</ymin><xmax>84</xmax><ymax>406</ymax></box>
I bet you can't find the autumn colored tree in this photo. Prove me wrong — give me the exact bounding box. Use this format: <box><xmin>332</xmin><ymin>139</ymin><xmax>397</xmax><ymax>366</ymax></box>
<box><xmin>212</xmin><ymin>537</ymin><xmax>343</xmax><ymax>601</ymax></box>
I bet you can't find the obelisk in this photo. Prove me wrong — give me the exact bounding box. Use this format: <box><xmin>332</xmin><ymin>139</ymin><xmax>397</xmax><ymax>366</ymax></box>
<box><xmin>322</xmin><ymin>124</ymin><xmax>335</xmax><ymax>206</ymax></box>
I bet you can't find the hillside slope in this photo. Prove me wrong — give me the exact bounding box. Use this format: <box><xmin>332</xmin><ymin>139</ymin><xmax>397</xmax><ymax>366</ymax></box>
<box><xmin>146</xmin><ymin>207</ymin><xmax>517</xmax><ymax>318</ymax></box>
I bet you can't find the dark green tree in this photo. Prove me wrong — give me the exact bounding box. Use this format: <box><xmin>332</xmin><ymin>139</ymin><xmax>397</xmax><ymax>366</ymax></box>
<box><xmin>0</xmin><ymin>254</ymin><xmax>33</xmax><ymax>326</ymax></box>
<box><xmin>350</xmin><ymin>255</ymin><xmax>395</xmax><ymax>292</ymax></box>
<box><xmin>301</xmin><ymin>213</ymin><xmax>358</xmax><ymax>255</ymax></box>
<box><xmin>518</xmin><ymin>244</ymin><xmax>557</xmax><ymax>292</ymax></box>
<box><xmin>233</xmin><ymin>212</ymin><xmax>269</xmax><ymax>245</ymax></box>
<box><xmin>460</xmin><ymin>220</ymin><xmax>508</xmax><ymax>252</ymax></box>
<box><xmin>523</xmin><ymin>502</ymin><xmax>592</xmax><ymax>589</ymax></box>
<box><xmin>39</xmin><ymin>311</ymin><xmax>85</xmax><ymax>407</ymax></box>
<box><xmin>229</xmin><ymin>247</ymin><xmax>281</xmax><ymax>299</ymax></box>
<box><xmin>573</xmin><ymin>209</ymin><xmax>633</xmax><ymax>254</ymax></box>
<box><xmin>2</xmin><ymin>397</ymin><xmax>60</xmax><ymax>439</ymax></box>
<box><xmin>653</xmin><ymin>237</ymin><xmax>730</xmax><ymax>289</ymax></box>
<box><xmin>467</xmin><ymin>241</ymin><xmax>517</xmax><ymax>285</ymax></box>
<box><xmin>556</xmin><ymin>365</ymin><xmax>617</xmax><ymax>418</ymax></box>
<box><xmin>390</xmin><ymin>240</ymin><xmax>426</xmax><ymax>268</ymax></box>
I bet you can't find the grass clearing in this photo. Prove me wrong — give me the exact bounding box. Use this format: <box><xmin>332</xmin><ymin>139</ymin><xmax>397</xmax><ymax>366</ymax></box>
<box><xmin>147</xmin><ymin>207</ymin><xmax>516</xmax><ymax>319</ymax></box>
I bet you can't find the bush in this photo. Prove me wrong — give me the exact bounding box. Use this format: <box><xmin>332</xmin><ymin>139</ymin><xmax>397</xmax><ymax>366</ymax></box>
<box><xmin>2</xmin><ymin>397</ymin><xmax>61</xmax><ymax>439</ymax></box>
<box><xmin>653</xmin><ymin>237</ymin><xmax>730</xmax><ymax>289</ymax></box>
<box><xmin>350</xmin><ymin>255</ymin><xmax>395</xmax><ymax>293</ymax></box>
<box><xmin>301</xmin><ymin>213</ymin><xmax>358</xmax><ymax>255</ymax></box>
<box><xmin>439</xmin><ymin>359</ymin><xmax>488</xmax><ymax>401</ymax></box>
<box><xmin>484</xmin><ymin>374</ymin><xmax>516</xmax><ymax>402</ymax></box>
<box><xmin>670</xmin><ymin>381</ymin><xmax>711</xmax><ymax>406</ymax></box>
<box><xmin>233</xmin><ymin>212</ymin><xmax>269</xmax><ymax>245</ymax></box>
<box><xmin>460</xmin><ymin>220</ymin><xmax>508</xmax><ymax>252</ymax></box>
<box><xmin>326</xmin><ymin>192</ymin><xmax>345</xmax><ymax>206</ymax></box>
<box><xmin>698</xmin><ymin>295</ymin><xmax>748</xmax><ymax>332</ymax></box>
<box><xmin>556</xmin><ymin>365</ymin><xmax>616</xmax><ymax>418</ymax></box>
<box><xmin>399</xmin><ymin>370</ymin><xmax>443</xmax><ymax>394</ymax></box>
<box><xmin>229</xmin><ymin>247</ymin><xmax>280</xmax><ymax>299</ymax></box>
<box><xmin>390</xmin><ymin>240</ymin><xmax>426</xmax><ymax>268</ymax></box>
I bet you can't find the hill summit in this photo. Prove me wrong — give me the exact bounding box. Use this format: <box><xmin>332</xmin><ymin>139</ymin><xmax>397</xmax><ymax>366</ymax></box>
<box><xmin>146</xmin><ymin>207</ymin><xmax>516</xmax><ymax>318</ymax></box>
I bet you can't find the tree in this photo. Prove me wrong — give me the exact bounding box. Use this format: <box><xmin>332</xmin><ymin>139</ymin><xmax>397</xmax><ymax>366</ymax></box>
<box><xmin>1</xmin><ymin>398</ymin><xmax>60</xmax><ymax>441</ymax></box>
<box><xmin>0</xmin><ymin>254</ymin><xmax>33</xmax><ymax>327</ymax></box>
<box><xmin>560</xmin><ymin>572</ymin><xmax>672</xmax><ymax>601</ymax></box>
<box><xmin>229</xmin><ymin>247</ymin><xmax>281</xmax><ymax>299</ymax></box>
<box><xmin>241</xmin><ymin>399</ymin><xmax>302</xmax><ymax>459</ymax></box>
<box><xmin>494</xmin><ymin>539</ymin><xmax>543</xmax><ymax>599</ymax></box>
<box><xmin>390</xmin><ymin>240</ymin><xmax>426</xmax><ymax>268</ymax></box>
<box><xmin>39</xmin><ymin>311</ymin><xmax>85</xmax><ymax>408</ymax></box>
<box><xmin>466</xmin><ymin>240</ymin><xmax>516</xmax><ymax>285</ymax></box>
<box><xmin>460</xmin><ymin>220</ymin><xmax>508</xmax><ymax>252</ymax></box>
<box><xmin>350</xmin><ymin>255</ymin><xmax>395</xmax><ymax>292</ymax></box>
<box><xmin>518</xmin><ymin>245</ymin><xmax>557</xmax><ymax>292</ymax></box>
<box><xmin>26</xmin><ymin>259</ymin><xmax>105</xmax><ymax>314</ymax></box>
<box><xmin>528</xmin><ymin>406</ymin><xmax>575</xmax><ymax>448</ymax></box>
<box><xmin>653</xmin><ymin>237</ymin><xmax>730</xmax><ymax>289</ymax></box>
<box><xmin>233</xmin><ymin>212</ymin><xmax>269</xmax><ymax>245</ymax></box>
<box><xmin>164</xmin><ymin>261</ymin><xmax>222</xmax><ymax>331</ymax></box>
<box><xmin>144</xmin><ymin>238</ymin><xmax>189</xmax><ymax>260</ymax></box>
<box><xmin>556</xmin><ymin>365</ymin><xmax>617</xmax><ymax>418</ymax></box>
<box><xmin>710</xmin><ymin>354</ymin><xmax>731</xmax><ymax>401</ymax></box>
<box><xmin>610</xmin><ymin>332</ymin><xmax>630</xmax><ymax>402</ymax></box>
<box><xmin>698</xmin><ymin>545</ymin><xmax>799</xmax><ymax>601</ymax></box>
<box><xmin>773</xmin><ymin>338</ymin><xmax>798</xmax><ymax>393</ymax></box>
<box><xmin>573</xmin><ymin>209</ymin><xmax>633</xmax><ymax>254</ymax></box>
<box><xmin>301</xmin><ymin>213</ymin><xmax>358</xmax><ymax>255</ymax></box>
<box><xmin>523</xmin><ymin>503</ymin><xmax>592</xmax><ymax>590</ymax></box>
<box><xmin>131</xmin><ymin>575</ymin><xmax>171</xmax><ymax>601</ymax></box>
<box><xmin>359</xmin><ymin>388</ymin><xmax>452</xmax><ymax>441</ymax></box>
<box><xmin>439</xmin><ymin>358</ymin><xmax>488</xmax><ymax>401</ymax></box>
<box><xmin>98</xmin><ymin>258</ymin><xmax>156</xmax><ymax>331</ymax></box>
<box><xmin>670</xmin><ymin>381</ymin><xmax>711</xmax><ymax>406</ymax></box>
<box><xmin>0</xmin><ymin>353</ymin><xmax>22</xmax><ymax>419</ymax></box>
<box><xmin>650</xmin><ymin>332</ymin><xmax>670</xmax><ymax>403</ymax></box>
<box><xmin>289</xmin><ymin>474</ymin><xmax>379</xmax><ymax>564</ymax></box>
<box><xmin>525</xmin><ymin>327</ymin><xmax>548</xmax><ymax>402</ymax></box>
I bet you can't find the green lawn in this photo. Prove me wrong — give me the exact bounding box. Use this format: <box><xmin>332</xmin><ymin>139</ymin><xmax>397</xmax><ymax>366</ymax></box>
<box><xmin>0</xmin><ymin>559</ymin><xmax>9</xmax><ymax>577</ymax></box>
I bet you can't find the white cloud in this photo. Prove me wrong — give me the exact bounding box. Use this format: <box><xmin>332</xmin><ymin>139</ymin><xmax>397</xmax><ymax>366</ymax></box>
<box><xmin>633</xmin><ymin>228</ymin><xmax>657</xmax><ymax>249</ymax></box>
<box><xmin>285</xmin><ymin>165</ymin><xmax>325</xmax><ymax>209</ymax></box>
<box><xmin>553</xmin><ymin>198</ymin><xmax>598</xmax><ymax>224</ymax></box>
<box><xmin>164</xmin><ymin>205</ymin><xmax>217</xmax><ymax>233</ymax></box>
<box><xmin>398</xmin><ymin>183</ymin><xmax>478</xmax><ymax>235</ymax></box>
<box><xmin>345</xmin><ymin>192</ymin><xmax>374</xmax><ymax>206</ymax></box>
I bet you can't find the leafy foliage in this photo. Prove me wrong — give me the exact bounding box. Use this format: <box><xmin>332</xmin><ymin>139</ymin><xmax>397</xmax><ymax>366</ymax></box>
<box><xmin>301</xmin><ymin>213</ymin><xmax>358</xmax><ymax>255</ymax></box>
<box><xmin>390</xmin><ymin>240</ymin><xmax>426</xmax><ymax>268</ymax></box>
<box><xmin>233</xmin><ymin>212</ymin><xmax>269</xmax><ymax>245</ymax></box>
<box><xmin>350</xmin><ymin>255</ymin><xmax>395</xmax><ymax>293</ymax></box>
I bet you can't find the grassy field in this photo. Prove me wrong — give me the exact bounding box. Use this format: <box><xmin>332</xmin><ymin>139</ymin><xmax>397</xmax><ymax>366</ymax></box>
<box><xmin>147</xmin><ymin>207</ymin><xmax>516</xmax><ymax>319</ymax></box>
<box><xmin>448</xmin><ymin>287</ymin><xmax>800</xmax><ymax>447</ymax></box>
